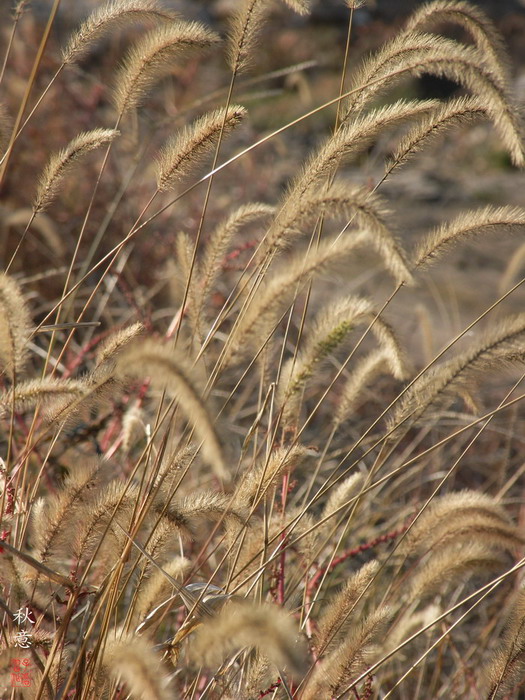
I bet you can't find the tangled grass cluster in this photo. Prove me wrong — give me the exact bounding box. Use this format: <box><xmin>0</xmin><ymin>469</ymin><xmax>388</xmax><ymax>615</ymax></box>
<box><xmin>1</xmin><ymin>0</ymin><xmax>525</xmax><ymax>697</ymax></box>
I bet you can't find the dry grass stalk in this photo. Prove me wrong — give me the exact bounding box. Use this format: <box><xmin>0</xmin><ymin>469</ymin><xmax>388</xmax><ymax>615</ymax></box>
<box><xmin>17</xmin><ymin>371</ymin><xmax>124</xmax><ymax>427</ymax></box>
<box><xmin>343</xmin><ymin>31</ymin><xmax>498</xmax><ymax>114</ymax></box>
<box><xmin>333</xmin><ymin>349</ymin><xmax>405</xmax><ymax>429</ymax></box>
<box><xmin>280</xmin><ymin>0</ymin><xmax>311</xmax><ymax>15</ymax></box>
<box><xmin>155</xmin><ymin>490</ymin><xmax>247</xmax><ymax>540</ymax></box>
<box><xmin>104</xmin><ymin>633</ymin><xmax>172</xmax><ymax>700</ymax></box>
<box><xmin>3</xmin><ymin>208</ymin><xmax>65</xmax><ymax>257</ymax></box>
<box><xmin>320</xmin><ymin>472</ymin><xmax>364</xmax><ymax>529</ymax></box>
<box><xmin>178</xmin><ymin>490</ymin><xmax>247</xmax><ymax>526</ymax></box>
<box><xmin>303</xmin><ymin>605</ymin><xmax>391</xmax><ymax>699</ymax></box>
<box><xmin>173</xmin><ymin>230</ymin><xmax>194</xmax><ymax>309</ymax></box>
<box><xmin>281</xmin><ymin>99</ymin><xmax>438</xmax><ymax>227</ymax></box>
<box><xmin>315</xmin><ymin>560</ymin><xmax>380</xmax><ymax>654</ymax></box>
<box><xmin>195</xmin><ymin>202</ymin><xmax>275</xmax><ymax>324</ymax></box>
<box><xmin>0</xmin><ymin>377</ymin><xmax>87</xmax><ymax>418</ymax></box>
<box><xmin>121</xmin><ymin>400</ymin><xmax>146</xmax><ymax>452</ymax></box>
<box><xmin>172</xmin><ymin>230</ymin><xmax>201</xmax><ymax>342</ymax></box>
<box><xmin>343</xmin><ymin>33</ymin><xmax>524</xmax><ymax>167</ymax></box>
<box><xmin>191</xmin><ymin>600</ymin><xmax>307</xmax><ymax>677</ymax></box>
<box><xmin>156</xmin><ymin>105</ymin><xmax>246</xmax><ymax>191</ymax></box>
<box><xmin>95</xmin><ymin>321</ymin><xmax>145</xmax><ymax>370</ymax></box>
<box><xmin>140</xmin><ymin>518</ymin><xmax>184</xmax><ymax>569</ymax></box>
<box><xmin>227</xmin><ymin>0</ymin><xmax>310</xmax><ymax>75</ymax></box>
<box><xmin>278</xmin><ymin>295</ymin><xmax>407</xmax><ymax>421</ymax></box>
<box><xmin>401</xmin><ymin>491</ymin><xmax>522</xmax><ymax>557</ymax></box>
<box><xmin>413</xmin><ymin>205</ymin><xmax>525</xmax><ymax>270</ymax></box>
<box><xmin>117</xmin><ymin>339</ymin><xmax>228</xmax><ymax>478</ymax></box>
<box><xmin>234</xmin><ymin>445</ymin><xmax>316</xmax><ymax>507</ymax></box>
<box><xmin>31</xmin><ymin>460</ymin><xmax>104</xmax><ymax>567</ymax></box>
<box><xmin>2</xmin><ymin>1</ymin><xmax>525</xmax><ymax>697</ymax></box>
<box><xmin>408</xmin><ymin>540</ymin><xmax>506</xmax><ymax>601</ymax></box>
<box><xmin>482</xmin><ymin>590</ymin><xmax>525</xmax><ymax>699</ymax></box>
<box><xmin>34</xmin><ymin>129</ymin><xmax>118</xmax><ymax>213</ymax></box>
<box><xmin>278</xmin><ymin>298</ymin><xmax>356</xmax><ymax>411</ymax></box>
<box><xmin>226</xmin><ymin>232</ymin><xmax>375</xmax><ymax>363</ymax></box>
<box><xmin>386</xmin><ymin>96</ymin><xmax>493</xmax><ymax>173</ymax></box>
<box><xmin>113</xmin><ymin>22</ymin><xmax>220</xmax><ymax>116</ymax></box>
<box><xmin>133</xmin><ymin>555</ymin><xmax>190</xmax><ymax>625</ymax></box>
<box><xmin>70</xmin><ymin>481</ymin><xmax>136</xmax><ymax>569</ymax></box>
<box><xmin>403</xmin><ymin>0</ymin><xmax>509</xmax><ymax>86</ymax></box>
<box><xmin>62</xmin><ymin>0</ymin><xmax>175</xmax><ymax>64</ymax></box>
<box><xmin>0</xmin><ymin>103</ymin><xmax>12</xmax><ymax>154</ymax></box>
<box><xmin>283</xmin><ymin>0</ymin><xmax>311</xmax><ymax>14</ymax></box>
<box><xmin>0</xmin><ymin>273</ymin><xmax>31</xmax><ymax>380</ymax></box>
<box><xmin>226</xmin><ymin>0</ymin><xmax>272</xmax><ymax>75</ymax></box>
<box><xmin>388</xmin><ymin>314</ymin><xmax>525</xmax><ymax>435</ymax></box>
<box><xmin>153</xmin><ymin>444</ymin><xmax>197</xmax><ymax>495</ymax></box>
<box><xmin>262</xmin><ymin>181</ymin><xmax>413</xmax><ymax>284</ymax></box>
<box><xmin>499</xmin><ymin>240</ymin><xmax>525</xmax><ymax>294</ymax></box>
<box><xmin>383</xmin><ymin>603</ymin><xmax>442</xmax><ymax>659</ymax></box>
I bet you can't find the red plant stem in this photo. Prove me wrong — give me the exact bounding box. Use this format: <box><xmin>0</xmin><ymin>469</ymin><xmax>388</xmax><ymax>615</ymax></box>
<box><xmin>259</xmin><ymin>679</ymin><xmax>282</xmax><ymax>698</ymax></box>
<box><xmin>360</xmin><ymin>673</ymin><xmax>374</xmax><ymax>699</ymax></box>
<box><xmin>99</xmin><ymin>413</ymin><xmax>122</xmax><ymax>453</ymax></box>
<box><xmin>224</xmin><ymin>239</ymin><xmax>258</xmax><ymax>261</ymax></box>
<box><xmin>4</xmin><ymin>480</ymin><xmax>15</xmax><ymax>516</ymax></box>
<box><xmin>277</xmin><ymin>472</ymin><xmax>290</xmax><ymax>605</ymax></box>
<box><xmin>117</xmin><ymin>276</ymin><xmax>153</xmax><ymax>332</ymax></box>
<box><xmin>307</xmin><ymin>523</ymin><xmax>410</xmax><ymax>596</ymax></box>
<box><xmin>221</xmin><ymin>239</ymin><xmax>259</xmax><ymax>269</ymax></box>
<box><xmin>62</xmin><ymin>330</ymin><xmax>113</xmax><ymax>379</ymax></box>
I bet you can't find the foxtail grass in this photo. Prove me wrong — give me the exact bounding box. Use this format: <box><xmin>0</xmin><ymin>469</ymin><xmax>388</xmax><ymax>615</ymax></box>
<box><xmin>1</xmin><ymin>2</ymin><xmax>525</xmax><ymax>698</ymax></box>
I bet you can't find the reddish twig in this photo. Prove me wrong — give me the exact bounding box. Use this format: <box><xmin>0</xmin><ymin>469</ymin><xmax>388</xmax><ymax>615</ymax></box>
<box><xmin>222</xmin><ymin>239</ymin><xmax>258</xmax><ymax>266</ymax></box>
<box><xmin>354</xmin><ymin>672</ymin><xmax>373</xmax><ymax>700</ymax></box>
<box><xmin>63</xmin><ymin>329</ymin><xmax>113</xmax><ymax>378</ymax></box>
<box><xmin>258</xmin><ymin>678</ymin><xmax>282</xmax><ymax>698</ymax></box>
<box><xmin>307</xmin><ymin>523</ymin><xmax>410</xmax><ymax>595</ymax></box>
<box><xmin>117</xmin><ymin>276</ymin><xmax>153</xmax><ymax>332</ymax></box>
